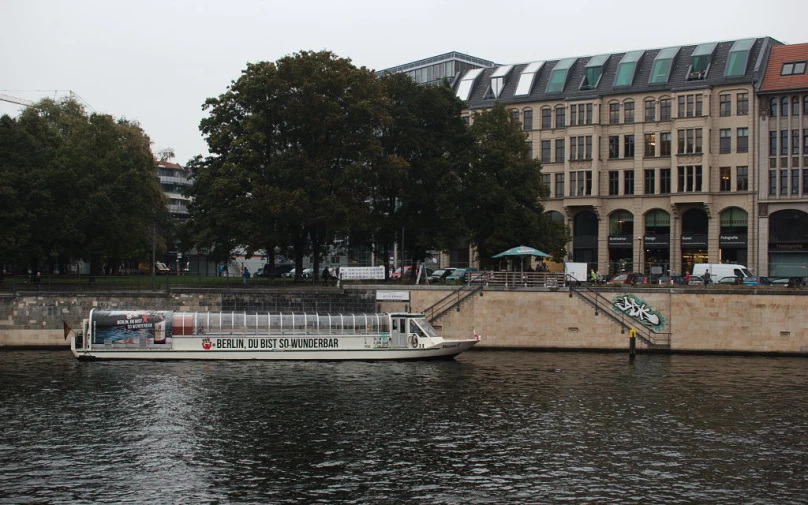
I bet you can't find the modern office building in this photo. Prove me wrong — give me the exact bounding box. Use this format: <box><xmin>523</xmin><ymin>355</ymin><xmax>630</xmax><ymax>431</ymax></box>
<box><xmin>756</xmin><ymin>43</ymin><xmax>808</xmax><ymax>279</ymax></box>
<box><xmin>376</xmin><ymin>51</ymin><xmax>496</xmax><ymax>86</ymax></box>
<box><xmin>456</xmin><ymin>37</ymin><xmax>780</xmax><ymax>276</ymax></box>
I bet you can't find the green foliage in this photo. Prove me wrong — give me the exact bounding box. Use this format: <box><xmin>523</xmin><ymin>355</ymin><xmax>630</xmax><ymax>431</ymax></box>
<box><xmin>465</xmin><ymin>102</ymin><xmax>569</xmax><ymax>265</ymax></box>
<box><xmin>191</xmin><ymin>50</ymin><xmax>389</xmax><ymax>278</ymax></box>
<box><xmin>0</xmin><ymin>98</ymin><xmax>169</xmax><ymax>271</ymax></box>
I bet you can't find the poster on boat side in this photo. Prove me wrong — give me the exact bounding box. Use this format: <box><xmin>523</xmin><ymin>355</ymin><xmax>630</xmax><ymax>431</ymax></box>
<box><xmin>91</xmin><ymin>310</ymin><xmax>174</xmax><ymax>344</ymax></box>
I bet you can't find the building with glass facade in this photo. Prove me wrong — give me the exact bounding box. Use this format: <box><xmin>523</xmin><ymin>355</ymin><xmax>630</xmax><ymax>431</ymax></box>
<box><xmin>376</xmin><ymin>51</ymin><xmax>496</xmax><ymax>86</ymax></box>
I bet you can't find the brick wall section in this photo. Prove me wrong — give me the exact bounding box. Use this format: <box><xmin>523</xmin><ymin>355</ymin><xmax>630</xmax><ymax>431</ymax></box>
<box><xmin>1</xmin><ymin>287</ymin><xmax>807</xmax><ymax>353</ymax></box>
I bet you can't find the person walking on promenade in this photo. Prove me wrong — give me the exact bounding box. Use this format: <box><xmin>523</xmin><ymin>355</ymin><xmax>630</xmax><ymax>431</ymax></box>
<box><xmin>322</xmin><ymin>266</ymin><xmax>330</xmax><ymax>286</ymax></box>
<box><xmin>242</xmin><ymin>266</ymin><xmax>250</xmax><ymax>287</ymax></box>
<box><xmin>685</xmin><ymin>272</ymin><xmax>690</xmax><ymax>284</ymax></box>
<box><xmin>703</xmin><ymin>270</ymin><xmax>711</xmax><ymax>286</ymax></box>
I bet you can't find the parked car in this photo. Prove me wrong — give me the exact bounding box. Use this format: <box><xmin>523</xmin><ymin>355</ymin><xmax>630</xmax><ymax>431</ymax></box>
<box><xmin>743</xmin><ymin>276</ymin><xmax>773</xmax><ymax>287</ymax></box>
<box><xmin>390</xmin><ymin>266</ymin><xmax>413</xmax><ymax>279</ymax></box>
<box><xmin>446</xmin><ymin>268</ymin><xmax>476</xmax><ymax>282</ymax></box>
<box><xmin>607</xmin><ymin>272</ymin><xmax>649</xmax><ymax>284</ymax></box>
<box><xmin>716</xmin><ymin>276</ymin><xmax>743</xmax><ymax>285</ymax></box>
<box><xmin>256</xmin><ymin>264</ymin><xmax>294</xmax><ymax>278</ymax></box>
<box><xmin>656</xmin><ymin>274</ymin><xmax>687</xmax><ymax>285</ymax></box>
<box><xmin>428</xmin><ymin>268</ymin><xmax>456</xmax><ymax>283</ymax></box>
<box><xmin>687</xmin><ymin>275</ymin><xmax>705</xmax><ymax>285</ymax></box>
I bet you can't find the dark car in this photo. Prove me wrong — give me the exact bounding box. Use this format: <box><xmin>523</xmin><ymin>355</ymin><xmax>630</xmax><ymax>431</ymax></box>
<box><xmin>743</xmin><ymin>276</ymin><xmax>773</xmax><ymax>287</ymax></box>
<box><xmin>445</xmin><ymin>268</ymin><xmax>478</xmax><ymax>282</ymax></box>
<box><xmin>716</xmin><ymin>276</ymin><xmax>743</xmax><ymax>285</ymax></box>
<box><xmin>256</xmin><ymin>264</ymin><xmax>294</xmax><ymax>278</ymax></box>
<box><xmin>428</xmin><ymin>268</ymin><xmax>456</xmax><ymax>283</ymax></box>
<box><xmin>687</xmin><ymin>275</ymin><xmax>705</xmax><ymax>285</ymax></box>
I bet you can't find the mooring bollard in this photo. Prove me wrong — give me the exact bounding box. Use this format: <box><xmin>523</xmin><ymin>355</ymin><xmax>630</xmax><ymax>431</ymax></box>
<box><xmin>629</xmin><ymin>327</ymin><xmax>637</xmax><ymax>359</ymax></box>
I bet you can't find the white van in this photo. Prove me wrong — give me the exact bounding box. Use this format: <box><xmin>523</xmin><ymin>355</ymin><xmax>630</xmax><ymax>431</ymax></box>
<box><xmin>692</xmin><ymin>264</ymin><xmax>752</xmax><ymax>283</ymax></box>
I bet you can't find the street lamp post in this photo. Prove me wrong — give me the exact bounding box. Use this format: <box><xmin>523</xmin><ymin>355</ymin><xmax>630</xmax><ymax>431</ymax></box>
<box><xmin>637</xmin><ymin>236</ymin><xmax>643</xmax><ymax>272</ymax></box>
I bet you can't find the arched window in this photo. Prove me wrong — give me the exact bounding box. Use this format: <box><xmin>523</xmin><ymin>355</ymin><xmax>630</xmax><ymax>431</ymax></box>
<box><xmin>546</xmin><ymin>210</ymin><xmax>564</xmax><ymax>223</ymax></box>
<box><xmin>609</xmin><ymin>210</ymin><xmax>634</xmax><ymax>236</ymax></box>
<box><xmin>682</xmin><ymin>208</ymin><xmax>709</xmax><ymax>235</ymax></box>
<box><xmin>770</xmin><ymin>97</ymin><xmax>778</xmax><ymax>117</ymax></box>
<box><xmin>781</xmin><ymin>97</ymin><xmax>789</xmax><ymax>116</ymax></box>
<box><xmin>793</xmin><ymin>96</ymin><xmax>801</xmax><ymax>116</ymax></box>
<box><xmin>720</xmin><ymin>207</ymin><xmax>748</xmax><ymax>234</ymax></box>
<box><xmin>541</xmin><ymin>107</ymin><xmax>552</xmax><ymax>129</ymax></box>
<box><xmin>645</xmin><ymin>209</ymin><xmax>671</xmax><ymax>234</ymax></box>
<box><xmin>770</xmin><ymin>210</ymin><xmax>808</xmax><ymax>242</ymax></box>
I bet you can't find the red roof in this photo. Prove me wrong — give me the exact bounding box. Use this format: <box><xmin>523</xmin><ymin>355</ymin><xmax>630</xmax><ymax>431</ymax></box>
<box><xmin>759</xmin><ymin>43</ymin><xmax>808</xmax><ymax>92</ymax></box>
<box><xmin>158</xmin><ymin>161</ymin><xmax>183</xmax><ymax>169</ymax></box>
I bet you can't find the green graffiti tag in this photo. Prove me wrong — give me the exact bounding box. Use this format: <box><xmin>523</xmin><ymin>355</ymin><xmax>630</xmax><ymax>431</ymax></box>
<box><xmin>612</xmin><ymin>294</ymin><xmax>666</xmax><ymax>330</ymax></box>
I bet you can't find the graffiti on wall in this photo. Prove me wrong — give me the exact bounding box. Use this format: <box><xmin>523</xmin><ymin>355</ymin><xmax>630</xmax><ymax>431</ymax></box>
<box><xmin>612</xmin><ymin>294</ymin><xmax>666</xmax><ymax>330</ymax></box>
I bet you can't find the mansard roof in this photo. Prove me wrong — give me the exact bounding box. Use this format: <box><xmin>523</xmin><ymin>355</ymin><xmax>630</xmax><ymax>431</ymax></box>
<box><xmin>458</xmin><ymin>37</ymin><xmax>780</xmax><ymax>109</ymax></box>
<box><xmin>759</xmin><ymin>42</ymin><xmax>808</xmax><ymax>93</ymax></box>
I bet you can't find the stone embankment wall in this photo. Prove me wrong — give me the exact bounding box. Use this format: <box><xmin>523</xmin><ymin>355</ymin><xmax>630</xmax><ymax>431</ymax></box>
<box><xmin>1</xmin><ymin>287</ymin><xmax>807</xmax><ymax>354</ymax></box>
<box><xmin>379</xmin><ymin>286</ymin><xmax>808</xmax><ymax>355</ymax></box>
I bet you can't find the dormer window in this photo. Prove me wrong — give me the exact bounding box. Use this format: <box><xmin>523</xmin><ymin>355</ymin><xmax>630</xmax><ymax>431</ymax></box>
<box><xmin>546</xmin><ymin>58</ymin><xmax>576</xmax><ymax>93</ymax></box>
<box><xmin>580</xmin><ymin>54</ymin><xmax>609</xmax><ymax>90</ymax></box>
<box><xmin>782</xmin><ymin>61</ymin><xmax>807</xmax><ymax>76</ymax></box>
<box><xmin>614</xmin><ymin>51</ymin><xmax>644</xmax><ymax>87</ymax></box>
<box><xmin>649</xmin><ymin>47</ymin><xmax>679</xmax><ymax>84</ymax></box>
<box><xmin>725</xmin><ymin>38</ymin><xmax>755</xmax><ymax>77</ymax></box>
<box><xmin>687</xmin><ymin>42</ymin><xmax>716</xmax><ymax>81</ymax></box>
<box><xmin>455</xmin><ymin>68</ymin><xmax>484</xmax><ymax>101</ymax></box>
<box><xmin>489</xmin><ymin>65</ymin><xmax>513</xmax><ymax>99</ymax></box>
<box><xmin>514</xmin><ymin>61</ymin><xmax>544</xmax><ymax>96</ymax></box>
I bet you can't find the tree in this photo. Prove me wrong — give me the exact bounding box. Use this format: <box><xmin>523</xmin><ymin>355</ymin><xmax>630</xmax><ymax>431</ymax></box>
<box><xmin>193</xmin><ymin>50</ymin><xmax>390</xmax><ymax>280</ymax></box>
<box><xmin>0</xmin><ymin>98</ymin><xmax>169</xmax><ymax>274</ymax></box>
<box><xmin>367</xmin><ymin>74</ymin><xmax>472</xmax><ymax>275</ymax></box>
<box><xmin>464</xmin><ymin>102</ymin><xmax>569</xmax><ymax>267</ymax></box>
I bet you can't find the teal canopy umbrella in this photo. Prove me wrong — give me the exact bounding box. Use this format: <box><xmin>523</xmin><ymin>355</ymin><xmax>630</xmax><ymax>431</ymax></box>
<box><xmin>492</xmin><ymin>246</ymin><xmax>552</xmax><ymax>272</ymax></box>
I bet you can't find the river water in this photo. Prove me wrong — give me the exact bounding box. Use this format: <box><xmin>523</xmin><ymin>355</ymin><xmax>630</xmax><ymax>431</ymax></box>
<box><xmin>0</xmin><ymin>350</ymin><xmax>806</xmax><ymax>504</ymax></box>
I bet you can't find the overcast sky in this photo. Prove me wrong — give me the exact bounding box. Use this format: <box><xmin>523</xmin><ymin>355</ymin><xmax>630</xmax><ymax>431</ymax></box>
<box><xmin>2</xmin><ymin>0</ymin><xmax>806</xmax><ymax>165</ymax></box>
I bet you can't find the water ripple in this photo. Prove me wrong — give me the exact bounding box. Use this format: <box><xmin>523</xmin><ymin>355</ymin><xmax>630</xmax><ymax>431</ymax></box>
<box><xmin>0</xmin><ymin>350</ymin><xmax>806</xmax><ymax>504</ymax></box>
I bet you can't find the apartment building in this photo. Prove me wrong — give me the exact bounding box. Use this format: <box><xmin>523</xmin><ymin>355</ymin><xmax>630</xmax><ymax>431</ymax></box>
<box><xmin>756</xmin><ymin>43</ymin><xmax>808</xmax><ymax>279</ymax></box>
<box><xmin>457</xmin><ymin>37</ymin><xmax>779</xmax><ymax>276</ymax></box>
<box><xmin>157</xmin><ymin>161</ymin><xmax>192</xmax><ymax>220</ymax></box>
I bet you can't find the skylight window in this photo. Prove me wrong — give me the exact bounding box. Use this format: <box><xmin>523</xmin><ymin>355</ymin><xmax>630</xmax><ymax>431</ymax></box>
<box><xmin>489</xmin><ymin>65</ymin><xmax>513</xmax><ymax>98</ymax></box>
<box><xmin>725</xmin><ymin>38</ymin><xmax>755</xmax><ymax>77</ymax></box>
<box><xmin>546</xmin><ymin>58</ymin><xmax>576</xmax><ymax>93</ymax></box>
<box><xmin>614</xmin><ymin>50</ymin><xmax>644</xmax><ymax>87</ymax></box>
<box><xmin>580</xmin><ymin>54</ymin><xmax>609</xmax><ymax>90</ymax></box>
<box><xmin>782</xmin><ymin>61</ymin><xmax>807</xmax><ymax>76</ymax></box>
<box><xmin>649</xmin><ymin>47</ymin><xmax>679</xmax><ymax>84</ymax></box>
<box><xmin>514</xmin><ymin>61</ymin><xmax>544</xmax><ymax>96</ymax></box>
<box><xmin>455</xmin><ymin>68</ymin><xmax>483</xmax><ymax>101</ymax></box>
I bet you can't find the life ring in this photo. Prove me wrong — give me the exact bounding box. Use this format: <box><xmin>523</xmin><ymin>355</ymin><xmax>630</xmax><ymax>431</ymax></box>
<box><xmin>409</xmin><ymin>334</ymin><xmax>419</xmax><ymax>349</ymax></box>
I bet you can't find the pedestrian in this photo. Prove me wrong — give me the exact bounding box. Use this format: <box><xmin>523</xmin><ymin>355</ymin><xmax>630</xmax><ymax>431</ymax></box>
<box><xmin>703</xmin><ymin>270</ymin><xmax>711</xmax><ymax>286</ymax></box>
<box><xmin>242</xmin><ymin>266</ymin><xmax>250</xmax><ymax>287</ymax></box>
<box><xmin>35</xmin><ymin>271</ymin><xmax>41</xmax><ymax>291</ymax></box>
<box><xmin>590</xmin><ymin>269</ymin><xmax>598</xmax><ymax>284</ymax></box>
<box><xmin>685</xmin><ymin>272</ymin><xmax>690</xmax><ymax>284</ymax></box>
<box><xmin>322</xmin><ymin>266</ymin><xmax>330</xmax><ymax>286</ymax></box>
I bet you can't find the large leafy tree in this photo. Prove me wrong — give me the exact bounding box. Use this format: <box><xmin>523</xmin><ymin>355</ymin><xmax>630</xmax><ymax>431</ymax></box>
<box><xmin>465</xmin><ymin>102</ymin><xmax>569</xmax><ymax>266</ymax></box>
<box><xmin>0</xmin><ymin>98</ymin><xmax>168</xmax><ymax>274</ymax></box>
<box><xmin>192</xmin><ymin>50</ymin><xmax>389</xmax><ymax>279</ymax></box>
<box><xmin>366</xmin><ymin>73</ymin><xmax>472</xmax><ymax>275</ymax></box>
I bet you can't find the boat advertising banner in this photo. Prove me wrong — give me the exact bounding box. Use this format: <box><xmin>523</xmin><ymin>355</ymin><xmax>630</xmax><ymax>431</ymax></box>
<box><xmin>91</xmin><ymin>310</ymin><xmax>174</xmax><ymax>344</ymax></box>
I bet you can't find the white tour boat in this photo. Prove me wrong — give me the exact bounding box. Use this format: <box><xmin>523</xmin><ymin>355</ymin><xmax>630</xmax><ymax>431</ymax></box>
<box><xmin>69</xmin><ymin>309</ymin><xmax>479</xmax><ymax>361</ymax></box>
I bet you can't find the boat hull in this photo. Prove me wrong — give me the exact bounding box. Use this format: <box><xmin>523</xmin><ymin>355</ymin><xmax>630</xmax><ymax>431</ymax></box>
<box><xmin>71</xmin><ymin>340</ymin><xmax>478</xmax><ymax>361</ymax></box>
